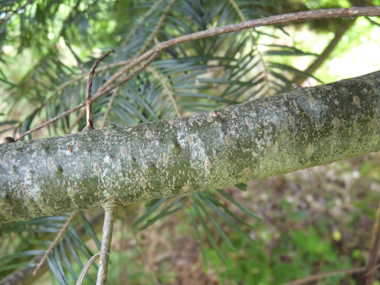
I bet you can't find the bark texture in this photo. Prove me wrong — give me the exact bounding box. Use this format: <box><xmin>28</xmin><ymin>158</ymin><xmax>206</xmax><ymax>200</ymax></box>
<box><xmin>1</xmin><ymin>70</ymin><xmax>380</xmax><ymax>224</ymax></box>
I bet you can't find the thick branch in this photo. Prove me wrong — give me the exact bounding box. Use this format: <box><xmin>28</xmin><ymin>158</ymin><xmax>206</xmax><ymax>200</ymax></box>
<box><xmin>1</xmin><ymin>70</ymin><xmax>380</xmax><ymax>224</ymax></box>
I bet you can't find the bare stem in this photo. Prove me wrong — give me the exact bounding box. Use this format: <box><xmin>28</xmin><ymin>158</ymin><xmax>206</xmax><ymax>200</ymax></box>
<box><xmin>16</xmin><ymin>7</ymin><xmax>380</xmax><ymax>140</ymax></box>
<box><xmin>76</xmin><ymin>253</ymin><xmax>100</xmax><ymax>285</ymax></box>
<box><xmin>32</xmin><ymin>211</ymin><xmax>77</xmax><ymax>276</ymax></box>
<box><xmin>66</xmin><ymin>52</ymin><xmax>161</xmax><ymax>134</ymax></box>
<box><xmin>96</xmin><ymin>201</ymin><xmax>118</xmax><ymax>285</ymax></box>
<box><xmin>84</xmin><ymin>50</ymin><xmax>114</xmax><ymax>130</ymax></box>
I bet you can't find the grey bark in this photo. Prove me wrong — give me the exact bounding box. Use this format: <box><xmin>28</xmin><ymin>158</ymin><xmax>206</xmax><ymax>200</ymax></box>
<box><xmin>1</xmin><ymin>70</ymin><xmax>380</xmax><ymax>224</ymax></box>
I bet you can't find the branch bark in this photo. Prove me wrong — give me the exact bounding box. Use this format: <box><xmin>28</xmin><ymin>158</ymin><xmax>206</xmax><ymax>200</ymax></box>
<box><xmin>1</xmin><ymin>70</ymin><xmax>380</xmax><ymax>224</ymax></box>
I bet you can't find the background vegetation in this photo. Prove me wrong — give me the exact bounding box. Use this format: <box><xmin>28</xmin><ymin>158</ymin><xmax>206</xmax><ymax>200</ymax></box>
<box><xmin>1</xmin><ymin>0</ymin><xmax>380</xmax><ymax>284</ymax></box>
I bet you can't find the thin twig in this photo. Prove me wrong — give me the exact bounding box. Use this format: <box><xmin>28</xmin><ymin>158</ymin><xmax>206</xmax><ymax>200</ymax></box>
<box><xmin>84</xmin><ymin>50</ymin><xmax>114</xmax><ymax>130</ymax></box>
<box><xmin>96</xmin><ymin>200</ymin><xmax>119</xmax><ymax>285</ymax></box>
<box><xmin>283</xmin><ymin>267</ymin><xmax>367</xmax><ymax>285</ymax></box>
<box><xmin>45</xmin><ymin>59</ymin><xmax>131</xmax><ymax>106</ymax></box>
<box><xmin>101</xmin><ymin>87</ymin><xmax>119</xmax><ymax>129</ymax></box>
<box><xmin>76</xmin><ymin>253</ymin><xmax>100</xmax><ymax>285</ymax></box>
<box><xmin>365</xmin><ymin>202</ymin><xmax>380</xmax><ymax>285</ymax></box>
<box><xmin>32</xmin><ymin>211</ymin><xmax>77</xmax><ymax>276</ymax></box>
<box><xmin>18</xmin><ymin>52</ymin><xmax>159</xmax><ymax>140</ymax></box>
<box><xmin>16</xmin><ymin>7</ymin><xmax>380</xmax><ymax>140</ymax></box>
<box><xmin>66</xmin><ymin>52</ymin><xmax>161</xmax><ymax>134</ymax></box>
<box><xmin>146</xmin><ymin>66</ymin><xmax>180</xmax><ymax>117</ymax></box>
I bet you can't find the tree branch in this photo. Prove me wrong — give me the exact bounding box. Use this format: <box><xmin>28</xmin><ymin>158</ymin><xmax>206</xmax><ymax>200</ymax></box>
<box><xmin>15</xmin><ymin>7</ymin><xmax>380</xmax><ymax>141</ymax></box>
<box><xmin>1</xmin><ymin>70</ymin><xmax>380</xmax><ymax>224</ymax></box>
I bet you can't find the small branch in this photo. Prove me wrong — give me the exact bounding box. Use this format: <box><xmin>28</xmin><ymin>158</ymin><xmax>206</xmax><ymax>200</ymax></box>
<box><xmin>76</xmin><ymin>253</ymin><xmax>100</xmax><ymax>285</ymax></box>
<box><xmin>283</xmin><ymin>267</ymin><xmax>367</xmax><ymax>285</ymax></box>
<box><xmin>365</xmin><ymin>202</ymin><xmax>380</xmax><ymax>285</ymax></box>
<box><xmin>66</xmin><ymin>52</ymin><xmax>161</xmax><ymax>134</ymax></box>
<box><xmin>146</xmin><ymin>66</ymin><xmax>180</xmax><ymax>117</ymax></box>
<box><xmin>84</xmin><ymin>50</ymin><xmax>114</xmax><ymax>131</ymax></box>
<box><xmin>96</xmin><ymin>200</ymin><xmax>119</xmax><ymax>285</ymax></box>
<box><xmin>32</xmin><ymin>211</ymin><xmax>77</xmax><ymax>276</ymax></box>
<box><xmin>101</xmin><ymin>87</ymin><xmax>119</xmax><ymax>129</ymax></box>
<box><xmin>46</xmin><ymin>59</ymin><xmax>132</xmax><ymax>106</ymax></box>
<box><xmin>16</xmin><ymin>7</ymin><xmax>380</xmax><ymax>140</ymax></box>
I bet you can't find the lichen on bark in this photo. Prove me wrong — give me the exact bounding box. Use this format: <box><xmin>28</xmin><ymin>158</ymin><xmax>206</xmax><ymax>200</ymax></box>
<box><xmin>1</xmin><ymin>70</ymin><xmax>380</xmax><ymax>224</ymax></box>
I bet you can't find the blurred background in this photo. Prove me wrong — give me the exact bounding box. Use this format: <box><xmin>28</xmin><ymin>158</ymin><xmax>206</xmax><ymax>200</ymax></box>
<box><xmin>1</xmin><ymin>0</ymin><xmax>380</xmax><ymax>284</ymax></box>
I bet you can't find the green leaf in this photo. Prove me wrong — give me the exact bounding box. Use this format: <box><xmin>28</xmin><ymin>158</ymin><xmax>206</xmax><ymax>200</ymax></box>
<box><xmin>191</xmin><ymin>196</ymin><xmax>229</xmax><ymax>266</ymax></box>
<box><xmin>47</xmin><ymin>250</ymin><xmax>68</xmax><ymax>285</ymax></box>
<box><xmin>199</xmin><ymin>192</ymin><xmax>254</xmax><ymax>243</ymax></box>
<box><xmin>59</xmin><ymin>241</ymin><xmax>77</xmax><ymax>282</ymax></box>
<box><xmin>0</xmin><ymin>262</ymin><xmax>39</xmax><ymax>273</ymax></box>
<box><xmin>133</xmin><ymin>198</ymin><xmax>167</xmax><ymax>227</ymax></box>
<box><xmin>65</xmin><ymin>235</ymin><xmax>83</xmax><ymax>268</ymax></box>
<box><xmin>194</xmin><ymin>194</ymin><xmax>236</xmax><ymax>251</ymax></box>
<box><xmin>139</xmin><ymin>196</ymin><xmax>188</xmax><ymax>230</ymax></box>
<box><xmin>217</xmin><ymin>189</ymin><xmax>262</xmax><ymax>220</ymax></box>
<box><xmin>68</xmin><ymin>225</ymin><xmax>94</xmax><ymax>259</ymax></box>
<box><xmin>79</xmin><ymin>212</ymin><xmax>101</xmax><ymax>250</ymax></box>
<box><xmin>204</xmin><ymin>191</ymin><xmax>255</xmax><ymax>229</ymax></box>
<box><xmin>234</xmin><ymin>183</ymin><xmax>247</xmax><ymax>191</ymax></box>
<box><xmin>0</xmin><ymin>250</ymin><xmax>44</xmax><ymax>264</ymax></box>
<box><xmin>189</xmin><ymin>210</ymin><xmax>208</xmax><ymax>274</ymax></box>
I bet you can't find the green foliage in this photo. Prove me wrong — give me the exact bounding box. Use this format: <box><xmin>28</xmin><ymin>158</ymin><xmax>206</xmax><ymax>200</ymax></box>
<box><xmin>0</xmin><ymin>0</ymin><xmax>318</xmax><ymax>138</ymax></box>
<box><xmin>1</xmin><ymin>0</ymin><xmax>379</xmax><ymax>284</ymax></box>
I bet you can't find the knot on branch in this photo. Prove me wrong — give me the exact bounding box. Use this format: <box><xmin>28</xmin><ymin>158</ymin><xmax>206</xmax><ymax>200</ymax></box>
<box><xmin>102</xmin><ymin>197</ymin><xmax>121</xmax><ymax>212</ymax></box>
